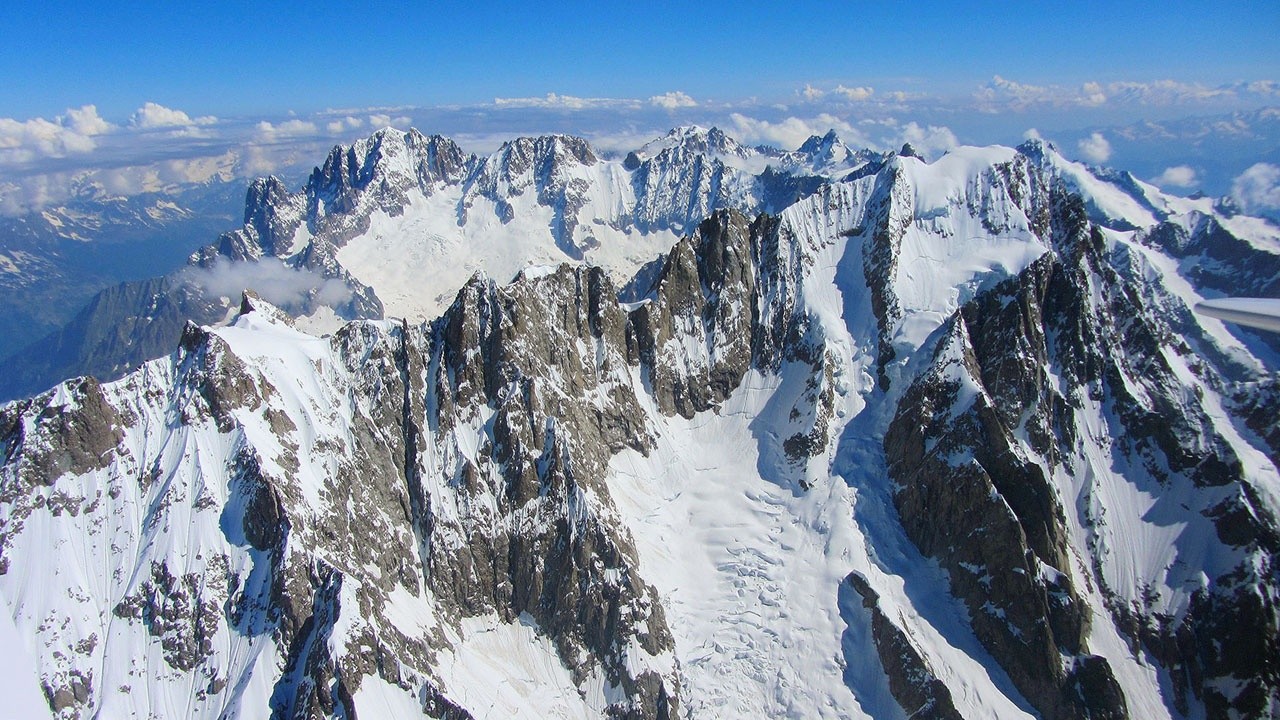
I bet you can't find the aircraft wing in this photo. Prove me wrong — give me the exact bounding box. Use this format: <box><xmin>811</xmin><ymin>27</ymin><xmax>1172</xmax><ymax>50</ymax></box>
<box><xmin>1195</xmin><ymin>298</ymin><xmax>1280</xmax><ymax>334</ymax></box>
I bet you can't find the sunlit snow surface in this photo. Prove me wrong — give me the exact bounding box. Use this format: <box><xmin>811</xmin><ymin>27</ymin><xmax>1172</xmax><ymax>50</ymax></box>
<box><xmin>0</xmin><ymin>593</ymin><xmax>52</xmax><ymax>718</ymax></box>
<box><xmin>607</xmin><ymin>368</ymin><xmax>1037</xmax><ymax>719</ymax></box>
<box><xmin>336</xmin><ymin>184</ymin><xmax>683</xmax><ymax>322</ymax></box>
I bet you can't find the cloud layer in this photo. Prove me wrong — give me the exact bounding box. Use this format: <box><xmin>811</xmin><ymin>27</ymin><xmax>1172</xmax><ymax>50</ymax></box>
<box><xmin>974</xmin><ymin>76</ymin><xmax>1280</xmax><ymax>111</ymax></box>
<box><xmin>0</xmin><ymin>105</ymin><xmax>112</xmax><ymax>163</ymax></box>
<box><xmin>0</xmin><ymin>76</ymin><xmax>1276</xmax><ymax>215</ymax></box>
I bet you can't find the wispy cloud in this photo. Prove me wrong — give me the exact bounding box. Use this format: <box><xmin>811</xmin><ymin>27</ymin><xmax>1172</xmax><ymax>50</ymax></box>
<box><xmin>724</xmin><ymin>112</ymin><xmax>958</xmax><ymax>159</ymax></box>
<box><xmin>896</xmin><ymin>121</ymin><xmax>958</xmax><ymax>158</ymax></box>
<box><xmin>254</xmin><ymin>119</ymin><xmax>320</xmax><ymax>142</ymax></box>
<box><xmin>0</xmin><ymin>78</ymin><xmax>1276</xmax><ymax>216</ymax></box>
<box><xmin>800</xmin><ymin>84</ymin><xmax>875</xmax><ymax>102</ymax></box>
<box><xmin>728</xmin><ymin>113</ymin><xmax>866</xmax><ymax>150</ymax></box>
<box><xmin>180</xmin><ymin>258</ymin><xmax>353</xmax><ymax>309</ymax></box>
<box><xmin>492</xmin><ymin>93</ymin><xmax>642</xmax><ymax>110</ymax></box>
<box><xmin>325</xmin><ymin>116</ymin><xmax>364</xmax><ymax>134</ymax></box>
<box><xmin>368</xmin><ymin>113</ymin><xmax>411</xmax><ymax>129</ymax></box>
<box><xmin>975</xmin><ymin>76</ymin><xmax>1280</xmax><ymax>112</ymax></box>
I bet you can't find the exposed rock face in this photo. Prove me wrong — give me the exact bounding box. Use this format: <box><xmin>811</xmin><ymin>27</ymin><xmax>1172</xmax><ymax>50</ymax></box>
<box><xmin>0</xmin><ymin>267</ymin><xmax>704</xmax><ymax>716</ymax></box>
<box><xmin>886</xmin><ymin>288</ymin><xmax>1128</xmax><ymax>720</ymax></box>
<box><xmin>237</xmin><ymin>176</ymin><xmax>306</xmax><ymax>259</ymax></box>
<box><xmin>413</xmin><ymin>264</ymin><xmax>679</xmax><ymax>715</ymax></box>
<box><xmin>308</xmin><ymin>129</ymin><xmax>474</xmax><ymax>244</ymax></box>
<box><xmin>628</xmin><ymin>210</ymin><xmax>759</xmax><ymax>417</ymax></box>
<box><xmin>1143</xmin><ymin>213</ymin><xmax>1280</xmax><ymax>299</ymax></box>
<box><xmin>885</xmin><ymin>185</ymin><xmax>1279</xmax><ymax>719</ymax></box>
<box><xmin>0</xmin><ymin>275</ymin><xmax>225</xmax><ymax>405</ymax></box>
<box><xmin>845</xmin><ymin>572</ymin><xmax>962</xmax><ymax>720</ymax></box>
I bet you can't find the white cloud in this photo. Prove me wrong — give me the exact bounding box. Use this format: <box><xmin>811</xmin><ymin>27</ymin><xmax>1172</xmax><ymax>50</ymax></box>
<box><xmin>726</xmin><ymin>112</ymin><xmax>957</xmax><ymax>158</ymax></box>
<box><xmin>1247</xmin><ymin>80</ymin><xmax>1280</xmax><ymax>96</ymax></box>
<box><xmin>896</xmin><ymin>121</ymin><xmax>958</xmax><ymax>158</ymax></box>
<box><xmin>1080</xmin><ymin>81</ymin><xmax>1108</xmax><ymax>107</ymax></box>
<box><xmin>326</xmin><ymin>116</ymin><xmax>365</xmax><ymax>134</ymax></box>
<box><xmin>254</xmin><ymin>119</ymin><xmax>319</xmax><ymax>141</ymax></box>
<box><xmin>368</xmin><ymin>113</ymin><xmax>411</xmax><ymax>129</ymax></box>
<box><xmin>131</xmin><ymin>102</ymin><xmax>216</xmax><ymax>129</ymax></box>
<box><xmin>982</xmin><ymin>75</ymin><xmax>1049</xmax><ymax>102</ymax></box>
<box><xmin>1151</xmin><ymin>165</ymin><xmax>1198</xmax><ymax>189</ymax></box>
<box><xmin>1232</xmin><ymin>163</ymin><xmax>1280</xmax><ymax>213</ymax></box>
<box><xmin>240</xmin><ymin>145</ymin><xmax>281</xmax><ymax>176</ymax></box>
<box><xmin>800</xmin><ymin>84</ymin><xmax>874</xmax><ymax>102</ymax></box>
<box><xmin>492</xmin><ymin>93</ymin><xmax>642</xmax><ymax>110</ymax></box>
<box><xmin>728</xmin><ymin>113</ymin><xmax>870</xmax><ymax>150</ymax></box>
<box><xmin>64</xmin><ymin>105</ymin><xmax>113</xmax><ymax>136</ymax></box>
<box><xmin>649</xmin><ymin>91</ymin><xmax>697</xmax><ymax>110</ymax></box>
<box><xmin>181</xmin><ymin>258</ymin><xmax>353</xmax><ymax>309</ymax></box>
<box><xmin>977</xmin><ymin>76</ymin><xmax>1280</xmax><ymax>112</ymax></box>
<box><xmin>0</xmin><ymin>175</ymin><xmax>59</xmax><ymax>215</ymax></box>
<box><xmin>101</xmin><ymin>155</ymin><xmax>237</xmax><ymax>195</ymax></box>
<box><xmin>0</xmin><ymin>106</ymin><xmax>113</xmax><ymax>163</ymax></box>
<box><xmin>0</xmin><ymin>151</ymin><xmax>239</xmax><ymax>214</ymax></box>
<box><xmin>977</xmin><ymin>75</ymin><xmax>1097</xmax><ymax>109</ymax></box>
<box><xmin>833</xmin><ymin>85</ymin><xmax>874</xmax><ymax>102</ymax></box>
<box><xmin>1077</xmin><ymin>132</ymin><xmax>1112</xmax><ymax>163</ymax></box>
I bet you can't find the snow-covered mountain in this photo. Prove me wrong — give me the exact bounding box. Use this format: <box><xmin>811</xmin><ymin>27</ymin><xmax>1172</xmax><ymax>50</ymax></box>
<box><xmin>0</xmin><ymin>125</ymin><xmax>866</xmax><ymax>402</ymax></box>
<box><xmin>1</xmin><ymin>127</ymin><xmax>1279</xmax><ymax>719</ymax></box>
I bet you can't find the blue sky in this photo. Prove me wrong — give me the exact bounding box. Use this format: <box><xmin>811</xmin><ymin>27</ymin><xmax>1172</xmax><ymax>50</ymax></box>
<box><xmin>4</xmin><ymin>1</ymin><xmax>1276</xmax><ymax>118</ymax></box>
<box><xmin>1</xmin><ymin>2</ymin><xmax>1278</xmax><ymax>214</ymax></box>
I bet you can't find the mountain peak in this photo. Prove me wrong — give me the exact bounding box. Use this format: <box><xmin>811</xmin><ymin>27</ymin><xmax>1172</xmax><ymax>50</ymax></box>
<box><xmin>795</xmin><ymin>129</ymin><xmax>857</xmax><ymax>169</ymax></box>
<box><xmin>236</xmin><ymin>289</ymin><xmax>297</xmax><ymax>328</ymax></box>
<box><xmin>495</xmin><ymin>133</ymin><xmax>598</xmax><ymax>167</ymax></box>
<box><xmin>639</xmin><ymin>125</ymin><xmax>751</xmax><ymax>161</ymax></box>
<box><xmin>798</xmin><ymin>129</ymin><xmax>844</xmax><ymax>154</ymax></box>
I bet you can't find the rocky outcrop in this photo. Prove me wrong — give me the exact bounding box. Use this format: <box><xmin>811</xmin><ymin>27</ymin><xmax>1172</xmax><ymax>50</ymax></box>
<box><xmin>886</xmin><ymin>185</ymin><xmax>1280</xmax><ymax>718</ymax></box>
<box><xmin>462</xmin><ymin>134</ymin><xmax>600</xmax><ymax>255</ymax></box>
<box><xmin>845</xmin><ymin>572</ymin><xmax>962</xmax><ymax>720</ymax></box>
<box><xmin>408</xmin><ymin>266</ymin><xmax>679</xmax><ymax>716</ymax></box>
<box><xmin>627</xmin><ymin>210</ymin><xmax>758</xmax><ymax>417</ymax></box>
<box><xmin>231</xmin><ymin>176</ymin><xmax>306</xmax><ymax>259</ymax></box>
<box><xmin>308</xmin><ymin>129</ymin><xmax>475</xmax><ymax>243</ymax></box>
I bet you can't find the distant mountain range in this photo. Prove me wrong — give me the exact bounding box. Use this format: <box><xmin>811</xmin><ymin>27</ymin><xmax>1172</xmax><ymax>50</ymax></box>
<box><xmin>0</xmin><ymin>181</ymin><xmax>243</xmax><ymax>359</ymax></box>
